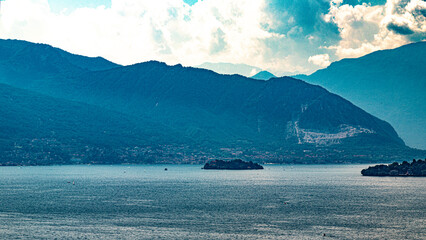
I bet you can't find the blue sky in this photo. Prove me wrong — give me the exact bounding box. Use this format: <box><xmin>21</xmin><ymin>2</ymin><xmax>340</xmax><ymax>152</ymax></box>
<box><xmin>1</xmin><ymin>0</ymin><xmax>425</xmax><ymax>76</ymax></box>
<box><xmin>48</xmin><ymin>0</ymin><xmax>111</xmax><ymax>13</ymax></box>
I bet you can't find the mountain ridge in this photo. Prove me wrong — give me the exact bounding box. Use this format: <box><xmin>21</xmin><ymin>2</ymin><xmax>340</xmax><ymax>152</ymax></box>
<box><xmin>0</xmin><ymin>39</ymin><xmax>423</xmax><ymax>164</ymax></box>
<box><xmin>296</xmin><ymin>41</ymin><xmax>426</xmax><ymax>149</ymax></box>
<box><xmin>251</xmin><ymin>71</ymin><xmax>276</xmax><ymax>80</ymax></box>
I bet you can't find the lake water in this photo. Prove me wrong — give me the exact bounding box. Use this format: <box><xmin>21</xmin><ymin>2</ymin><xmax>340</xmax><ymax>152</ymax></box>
<box><xmin>0</xmin><ymin>165</ymin><xmax>424</xmax><ymax>239</ymax></box>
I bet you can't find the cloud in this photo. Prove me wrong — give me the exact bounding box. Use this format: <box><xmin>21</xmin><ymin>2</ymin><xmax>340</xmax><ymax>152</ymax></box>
<box><xmin>0</xmin><ymin>0</ymin><xmax>291</xmax><ymax>73</ymax></box>
<box><xmin>387</xmin><ymin>22</ymin><xmax>414</xmax><ymax>35</ymax></box>
<box><xmin>308</xmin><ymin>54</ymin><xmax>331</xmax><ymax>68</ymax></box>
<box><xmin>324</xmin><ymin>0</ymin><xmax>426</xmax><ymax>59</ymax></box>
<box><xmin>210</xmin><ymin>28</ymin><xmax>227</xmax><ymax>54</ymax></box>
<box><xmin>0</xmin><ymin>0</ymin><xmax>334</xmax><ymax>75</ymax></box>
<box><xmin>383</xmin><ymin>0</ymin><xmax>426</xmax><ymax>40</ymax></box>
<box><xmin>0</xmin><ymin>0</ymin><xmax>424</xmax><ymax>76</ymax></box>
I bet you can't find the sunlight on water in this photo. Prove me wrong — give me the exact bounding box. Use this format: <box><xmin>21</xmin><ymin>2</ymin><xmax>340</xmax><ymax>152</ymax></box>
<box><xmin>0</xmin><ymin>165</ymin><xmax>425</xmax><ymax>239</ymax></box>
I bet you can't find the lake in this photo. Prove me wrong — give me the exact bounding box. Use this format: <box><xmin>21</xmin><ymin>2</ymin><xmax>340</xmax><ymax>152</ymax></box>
<box><xmin>0</xmin><ymin>165</ymin><xmax>424</xmax><ymax>239</ymax></box>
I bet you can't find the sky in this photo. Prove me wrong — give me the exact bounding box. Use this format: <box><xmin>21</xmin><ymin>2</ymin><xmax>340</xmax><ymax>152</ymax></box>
<box><xmin>0</xmin><ymin>0</ymin><xmax>424</xmax><ymax>76</ymax></box>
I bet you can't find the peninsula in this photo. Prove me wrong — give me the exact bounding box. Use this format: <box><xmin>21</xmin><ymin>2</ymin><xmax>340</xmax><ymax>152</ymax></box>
<box><xmin>203</xmin><ymin>159</ymin><xmax>264</xmax><ymax>170</ymax></box>
<box><xmin>361</xmin><ymin>159</ymin><xmax>426</xmax><ymax>176</ymax></box>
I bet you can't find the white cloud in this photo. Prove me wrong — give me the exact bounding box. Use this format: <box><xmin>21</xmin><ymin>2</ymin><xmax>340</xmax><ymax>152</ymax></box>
<box><xmin>0</xmin><ymin>0</ymin><xmax>424</xmax><ymax>75</ymax></box>
<box><xmin>0</xmin><ymin>0</ymin><xmax>299</xmax><ymax>74</ymax></box>
<box><xmin>308</xmin><ymin>54</ymin><xmax>331</xmax><ymax>68</ymax></box>
<box><xmin>324</xmin><ymin>0</ymin><xmax>426</xmax><ymax>59</ymax></box>
<box><xmin>249</xmin><ymin>68</ymin><xmax>260</xmax><ymax>77</ymax></box>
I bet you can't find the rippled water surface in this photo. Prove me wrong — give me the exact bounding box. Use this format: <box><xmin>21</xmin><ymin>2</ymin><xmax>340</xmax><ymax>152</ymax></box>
<box><xmin>0</xmin><ymin>165</ymin><xmax>425</xmax><ymax>239</ymax></box>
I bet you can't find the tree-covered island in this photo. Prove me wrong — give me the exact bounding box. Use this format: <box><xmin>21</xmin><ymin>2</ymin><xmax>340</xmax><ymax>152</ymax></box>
<box><xmin>203</xmin><ymin>159</ymin><xmax>264</xmax><ymax>170</ymax></box>
<box><xmin>361</xmin><ymin>159</ymin><xmax>426</xmax><ymax>176</ymax></box>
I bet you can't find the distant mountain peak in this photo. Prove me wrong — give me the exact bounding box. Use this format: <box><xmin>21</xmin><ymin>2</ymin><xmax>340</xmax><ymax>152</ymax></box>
<box><xmin>251</xmin><ymin>70</ymin><xmax>276</xmax><ymax>80</ymax></box>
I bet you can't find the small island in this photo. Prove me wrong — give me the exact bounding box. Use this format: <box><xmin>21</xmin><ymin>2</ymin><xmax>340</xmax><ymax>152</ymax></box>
<box><xmin>203</xmin><ymin>159</ymin><xmax>264</xmax><ymax>170</ymax></box>
<box><xmin>361</xmin><ymin>159</ymin><xmax>426</xmax><ymax>176</ymax></box>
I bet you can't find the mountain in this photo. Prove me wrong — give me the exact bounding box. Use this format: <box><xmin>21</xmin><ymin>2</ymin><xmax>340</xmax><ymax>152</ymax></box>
<box><xmin>251</xmin><ymin>71</ymin><xmax>276</xmax><ymax>80</ymax></box>
<box><xmin>0</xmin><ymin>39</ymin><xmax>120</xmax><ymax>90</ymax></box>
<box><xmin>296</xmin><ymin>42</ymin><xmax>426</xmax><ymax>149</ymax></box>
<box><xmin>0</xmin><ymin>83</ymin><xmax>188</xmax><ymax>165</ymax></box>
<box><xmin>196</xmin><ymin>62</ymin><xmax>262</xmax><ymax>77</ymax></box>
<box><xmin>0</xmin><ymin>39</ymin><xmax>120</xmax><ymax>72</ymax></box>
<box><xmin>66</xmin><ymin>62</ymin><xmax>405</xmax><ymax>145</ymax></box>
<box><xmin>0</xmin><ymin>39</ymin><xmax>423</xmax><ymax>164</ymax></box>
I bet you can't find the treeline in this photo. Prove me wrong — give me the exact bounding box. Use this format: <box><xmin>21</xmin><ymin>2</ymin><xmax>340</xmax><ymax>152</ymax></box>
<box><xmin>361</xmin><ymin>159</ymin><xmax>426</xmax><ymax>176</ymax></box>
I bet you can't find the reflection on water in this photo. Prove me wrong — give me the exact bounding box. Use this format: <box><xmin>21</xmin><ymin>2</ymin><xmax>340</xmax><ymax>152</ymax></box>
<box><xmin>0</xmin><ymin>165</ymin><xmax>425</xmax><ymax>239</ymax></box>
